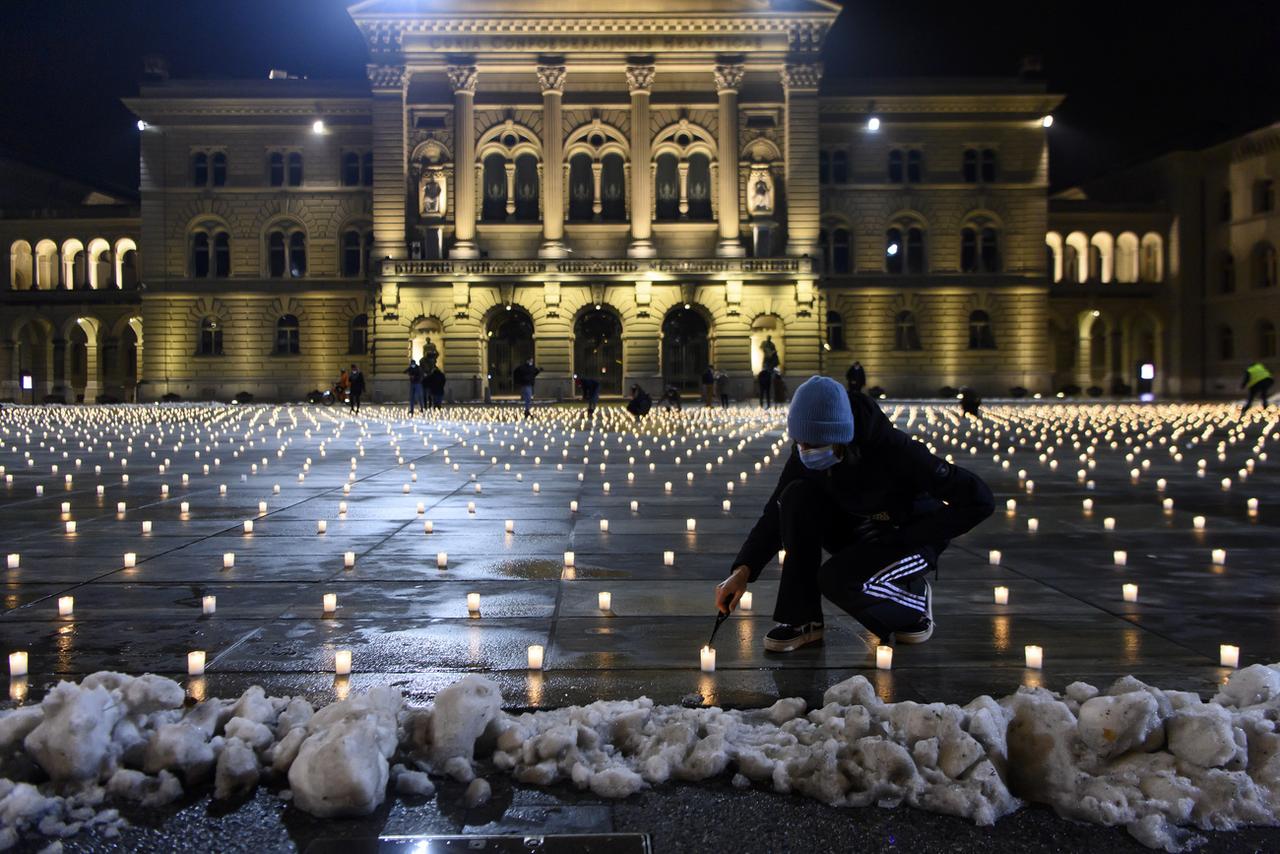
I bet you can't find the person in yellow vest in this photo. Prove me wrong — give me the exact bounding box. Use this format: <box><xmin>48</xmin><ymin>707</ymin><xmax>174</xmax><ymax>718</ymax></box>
<box><xmin>1241</xmin><ymin>361</ymin><xmax>1273</xmax><ymax>412</ymax></box>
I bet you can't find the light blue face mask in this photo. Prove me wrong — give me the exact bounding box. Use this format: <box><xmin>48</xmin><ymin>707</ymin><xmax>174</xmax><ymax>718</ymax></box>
<box><xmin>798</xmin><ymin>445</ymin><xmax>840</xmax><ymax>470</ymax></box>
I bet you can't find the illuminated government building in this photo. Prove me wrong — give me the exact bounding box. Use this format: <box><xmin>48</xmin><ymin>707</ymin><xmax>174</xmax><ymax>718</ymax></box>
<box><xmin>1</xmin><ymin>0</ymin><xmax>1277</xmax><ymax>403</ymax></box>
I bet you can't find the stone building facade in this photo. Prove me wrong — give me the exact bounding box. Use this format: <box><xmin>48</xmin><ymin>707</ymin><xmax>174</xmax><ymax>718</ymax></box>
<box><xmin>0</xmin><ymin>1</ymin><xmax>1272</xmax><ymax>402</ymax></box>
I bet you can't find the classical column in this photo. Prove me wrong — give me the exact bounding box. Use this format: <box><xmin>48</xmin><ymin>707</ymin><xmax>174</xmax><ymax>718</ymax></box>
<box><xmin>367</xmin><ymin>64</ymin><xmax>409</xmax><ymax>262</ymax></box>
<box><xmin>714</xmin><ymin>62</ymin><xmax>745</xmax><ymax>257</ymax></box>
<box><xmin>448</xmin><ymin>64</ymin><xmax>479</xmax><ymax>259</ymax></box>
<box><xmin>782</xmin><ymin>62</ymin><xmax>823</xmax><ymax>258</ymax></box>
<box><xmin>538</xmin><ymin>64</ymin><xmax>569</xmax><ymax>258</ymax></box>
<box><xmin>626</xmin><ymin>63</ymin><xmax>656</xmax><ymax>258</ymax></box>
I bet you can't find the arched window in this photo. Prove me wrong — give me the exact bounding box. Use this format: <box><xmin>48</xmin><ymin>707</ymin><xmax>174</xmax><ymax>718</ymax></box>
<box><xmin>211</xmin><ymin>152</ymin><xmax>227</xmax><ymax>187</ymax></box>
<box><xmin>1253</xmin><ymin>242</ymin><xmax>1277</xmax><ymax>289</ymax></box>
<box><xmin>1260</xmin><ymin>320</ymin><xmax>1277</xmax><ymax>359</ymax></box>
<box><xmin>266</xmin><ymin>224</ymin><xmax>305</xmax><ymax>278</ymax></box>
<box><xmin>198</xmin><ymin>317</ymin><xmax>223</xmax><ymax>356</ymax></box>
<box><xmin>482</xmin><ymin>153</ymin><xmax>507</xmax><ymax>221</ymax></box>
<box><xmin>288</xmin><ymin>232</ymin><xmax>307</xmax><ymax>277</ymax></box>
<box><xmin>189</xmin><ymin>225</ymin><xmax>230</xmax><ymax>279</ymax></box>
<box><xmin>831</xmin><ymin>228</ymin><xmax>851</xmax><ymax>274</ymax></box>
<box><xmin>361</xmin><ymin>152</ymin><xmax>373</xmax><ymax>186</ymax></box>
<box><xmin>886</xmin><ymin>227</ymin><xmax>904</xmax><ymax>274</ymax></box>
<box><xmin>1140</xmin><ymin>233</ymin><xmax>1163</xmax><ymax>282</ymax></box>
<box><xmin>341</xmin><ymin>228</ymin><xmax>373</xmax><ymax>277</ymax></box>
<box><xmin>687</xmin><ymin>153</ymin><xmax>712</xmax><ymax>220</ymax></box>
<box><xmin>905</xmin><ymin>227</ymin><xmax>925</xmax><ymax>274</ymax></box>
<box><xmin>888</xmin><ymin>149</ymin><xmax>903</xmax><ymax>183</ymax></box>
<box><xmin>568</xmin><ymin>152</ymin><xmax>594</xmax><ymax>221</ymax></box>
<box><xmin>486</xmin><ymin>306</ymin><xmax>535</xmax><ymax>394</ymax></box>
<box><xmin>968</xmin><ymin>310</ymin><xmax>996</xmax><ymax>350</ymax></box>
<box><xmin>269</xmin><ymin>152</ymin><xmax>285</xmax><ymax>187</ymax></box>
<box><xmin>1219</xmin><ymin>325</ymin><xmax>1235</xmax><ymax>360</ymax></box>
<box><xmin>268</xmin><ymin>232</ymin><xmax>286</xmax><ymax>277</ymax></box>
<box><xmin>601</xmin><ymin>153</ymin><xmax>626</xmax><ymax>222</ymax></box>
<box><xmin>191</xmin><ymin>232</ymin><xmax>210</xmax><ymax>278</ymax></box>
<box><xmin>213</xmin><ymin>232</ymin><xmax>229</xmax><ymax>277</ymax></box>
<box><xmin>342</xmin><ymin>152</ymin><xmax>360</xmax><ymax>186</ymax></box>
<box><xmin>962</xmin><ymin>149</ymin><xmax>978</xmax><ymax>183</ymax></box>
<box><xmin>655</xmin><ymin>153</ymin><xmax>680</xmax><ymax>221</ymax></box>
<box><xmin>831</xmin><ymin>150</ymin><xmax>849</xmax><ymax>184</ymax></box>
<box><xmin>287</xmin><ymin>152</ymin><xmax>303</xmax><ymax>187</ymax></box>
<box><xmin>906</xmin><ymin>150</ymin><xmax>923</xmax><ymax>184</ymax></box>
<box><xmin>818</xmin><ymin>150</ymin><xmax>830</xmax><ymax>185</ymax></box>
<box><xmin>661</xmin><ymin>306</ymin><xmax>710</xmax><ymax>391</ymax></box>
<box><xmin>894</xmin><ymin>310</ymin><xmax>922</xmax><ymax>351</ymax></box>
<box><xmin>980</xmin><ymin>227</ymin><xmax>999</xmax><ymax>273</ymax></box>
<box><xmin>961</xmin><ymin>228</ymin><xmax>977</xmax><ymax>273</ymax></box>
<box><xmin>192</xmin><ymin>152</ymin><xmax>208</xmax><ymax>187</ymax></box>
<box><xmin>275</xmin><ymin>315</ymin><xmax>300</xmax><ymax>355</ymax></box>
<box><xmin>574</xmin><ymin>307</ymin><xmax>624</xmax><ymax>395</ymax></box>
<box><xmin>349</xmin><ymin>314</ymin><xmax>368</xmax><ymax>355</ymax></box>
<box><xmin>826</xmin><ymin>309</ymin><xmax>846</xmax><ymax>350</ymax></box>
<box><xmin>1221</xmin><ymin>253</ymin><xmax>1236</xmax><ymax>293</ymax></box>
<box><xmin>980</xmin><ymin>149</ymin><xmax>997</xmax><ymax>183</ymax></box>
<box><xmin>9</xmin><ymin>240</ymin><xmax>32</xmax><ymax>290</ymax></box>
<box><xmin>513</xmin><ymin>153</ymin><xmax>539</xmax><ymax>221</ymax></box>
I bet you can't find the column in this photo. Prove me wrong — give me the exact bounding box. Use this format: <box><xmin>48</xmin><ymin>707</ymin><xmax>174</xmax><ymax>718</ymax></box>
<box><xmin>782</xmin><ymin>63</ymin><xmax>822</xmax><ymax>258</ymax></box>
<box><xmin>448</xmin><ymin>65</ymin><xmax>479</xmax><ymax>259</ymax></box>
<box><xmin>626</xmin><ymin>63</ymin><xmax>656</xmax><ymax>258</ymax></box>
<box><xmin>538</xmin><ymin>64</ymin><xmax>568</xmax><ymax>258</ymax></box>
<box><xmin>368</xmin><ymin>64</ymin><xmax>409</xmax><ymax>262</ymax></box>
<box><xmin>714</xmin><ymin>62</ymin><xmax>745</xmax><ymax>257</ymax></box>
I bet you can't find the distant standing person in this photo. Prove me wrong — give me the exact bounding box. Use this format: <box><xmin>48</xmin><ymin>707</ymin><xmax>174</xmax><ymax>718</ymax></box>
<box><xmin>701</xmin><ymin>366</ymin><xmax>716</xmax><ymax>406</ymax></box>
<box><xmin>715</xmin><ymin>369</ymin><xmax>730</xmax><ymax>409</ymax></box>
<box><xmin>579</xmin><ymin>376</ymin><xmax>601</xmax><ymax>417</ymax></box>
<box><xmin>405</xmin><ymin>359</ymin><xmax>424</xmax><ymax>415</ymax></box>
<box><xmin>758</xmin><ymin>368</ymin><xmax>773</xmax><ymax>409</ymax></box>
<box><xmin>348</xmin><ymin>364</ymin><xmax>366</xmax><ymax>413</ymax></box>
<box><xmin>425</xmin><ymin>366</ymin><xmax>446</xmax><ymax>409</ymax></box>
<box><xmin>846</xmin><ymin>361</ymin><xmax>866</xmax><ymax>394</ymax></box>
<box><xmin>772</xmin><ymin>369</ymin><xmax>787</xmax><ymax>405</ymax></box>
<box><xmin>513</xmin><ymin>357</ymin><xmax>541</xmax><ymax>417</ymax></box>
<box><xmin>1242</xmin><ymin>360</ymin><xmax>1273</xmax><ymax>412</ymax></box>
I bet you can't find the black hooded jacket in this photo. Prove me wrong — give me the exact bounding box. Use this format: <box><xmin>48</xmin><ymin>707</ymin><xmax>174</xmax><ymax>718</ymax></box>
<box><xmin>733</xmin><ymin>393</ymin><xmax>994</xmax><ymax>582</ymax></box>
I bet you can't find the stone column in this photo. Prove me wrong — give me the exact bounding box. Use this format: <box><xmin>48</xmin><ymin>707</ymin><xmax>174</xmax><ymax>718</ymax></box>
<box><xmin>782</xmin><ymin>63</ymin><xmax>823</xmax><ymax>258</ymax></box>
<box><xmin>714</xmin><ymin>62</ymin><xmax>745</xmax><ymax>257</ymax></box>
<box><xmin>368</xmin><ymin>64</ymin><xmax>409</xmax><ymax>262</ymax></box>
<box><xmin>626</xmin><ymin>63</ymin><xmax>656</xmax><ymax>258</ymax></box>
<box><xmin>538</xmin><ymin>64</ymin><xmax>569</xmax><ymax>258</ymax></box>
<box><xmin>448</xmin><ymin>65</ymin><xmax>479</xmax><ymax>259</ymax></box>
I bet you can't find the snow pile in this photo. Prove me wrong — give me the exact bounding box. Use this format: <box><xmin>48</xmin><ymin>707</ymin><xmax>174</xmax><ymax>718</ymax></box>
<box><xmin>3</xmin><ymin>666</ymin><xmax>1280</xmax><ymax>850</ymax></box>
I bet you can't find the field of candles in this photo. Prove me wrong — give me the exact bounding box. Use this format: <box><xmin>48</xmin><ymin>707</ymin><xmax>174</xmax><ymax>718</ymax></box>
<box><xmin>0</xmin><ymin>401</ymin><xmax>1278</xmax><ymax>851</ymax></box>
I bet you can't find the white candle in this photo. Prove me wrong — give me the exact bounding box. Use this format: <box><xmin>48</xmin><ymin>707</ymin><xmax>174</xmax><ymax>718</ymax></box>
<box><xmin>564</xmin><ymin>551</ymin><xmax>575</xmax><ymax>567</ymax></box>
<box><xmin>467</xmin><ymin>501</ymin><xmax>476</xmax><ymax>514</ymax></box>
<box><xmin>505</xmin><ymin>519</ymin><xmax>514</xmax><ymax>533</ymax></box>
<box><xmin>467</xmin><ymin>592</ymin><xmax>481</xmax><ymax>613</ymax></box>
<box><xmin>630</xmin><ymin>500</ymin><xmax>639</xmax><ymax>512</ymax></box>
<box><xmin>339</xmin><ymin>501</ymin><xmax>348</xmax><ymax>514</ymax></box>
<box><xmin>993</xmin><ymin>586</ymin><xmax>1009</xmax><ymax>605</ymax></box>
<box><xmin>1219</xmin><ymin>644</ymin><xmax>1240</xmax><ymax>668</ymax></box>
<box><xmin>436</xmin><ymin>552</ymin><xmax>448</xmax><ymax>569</ymax></box>
<box><xmin>142</xmin><ymin>520</ymin><xmax>152</xmax><ymax>534</ymax></box>
<box><xmin>1006</xmin><ymin>499</ymin><xmax>1017</xmax><ymax>512</ymax></box>
<box><xmin>740</xmin><ymin>591</ymin><xmax>753</xmax><ymax>611</ymax></box>
<box><xmin>117</xmin><ymin>501</ymin><xmax>127</xmax><ymax>513</ymax></box>
<box><xmin>219</xmin><ymin>484</ymin><xmax>226</xmax><ymax>495</ymax></box>
<box><xmin>1026</xmin><ymin>518</ymin><xmax>1039</xmax><ymax>533</ymax></box>
<box><xmin>57</xmin><ymin>596</ymin><xmax>73</xmax><ymax>617</ymax></box>
<box><xmin>334</xmin><ymin>650</ymin><xmax>352</xmax><ymax>675</ymax></box>
<box><xmin>532</xmin><ymin>483</ymin><xmax>540</xmax><ymax>493</ymax></box>
<box><xmin>1193</xmin><ymin>516</ymin><xmax>1206</xmax><ymax>530</ymax></box>
<box><xmin>602</xmin><ymin>482</ymin><xmax>611</xmax><ymax>494</ymax></box>
<box><xmin>223</xmin><ymin>552</ymin><xmax>235</xmax><ymax>569</ymax></box>
<box><xmin>65</xmin><ymin>521</ymin><xmax>76</xmax><ymax>534</ymax></box>
<box><xmin>9</xmin><ymin>651</ymin><xmax>28</xmax><ymax>677</ymax></box>
<box><xmin>1024</xmin><ymin>645</ymin><xmax>1043</xmax><ymax>669</ymax></box>
<box><xmin>1122</xmin><ymin>583</ymin><xmax>1138</xmax><ymax>603</ymax></box>
<box><xmin>344</xmin><ymin>551</ymin><xmax>356</xmax><ymax>568</ymax></box>
<box><xmin>598</xmin><ymin>591</ymin><xmax>612</xmax><ymax>611</ymax></box>
<box><xmin>686</xmin><ymin>518</ymin><xmax>697</xmax><ymax>532</ymax></box>
<box><xmin>61</xmin><ymin>501</ymin><xmax>71</xmax><ymax>514</ymax></box>
<box><xmin>424</xmin><ymin>520</ymin><xmax>434</xmax><ymax>533</ymax></box>
<box><xmin>1163</xmin><ymin>498</ymin><xmax>1174</xmax><ymax>512</ymax></box>
<box><xmin>569</xmin><ymin>500</ymin><xmax>579</xmax><ymax>513</ymax></box>
<box><xmin>1113</xmin><ymin>550</ymin><xmax>1127</xmax><ymax>566</ymax></box>
<box><xmin>316</xmin><ymin>520</ymin><xmax>327</xmax><ymax>534</ymax></box>
<box><xmin>875</xmin><ymin>644</ymin><xmax>893</xmax><ymax>670</ymax></box>
<box><xmin>1082</xmin><ymin>498</ymin><xmax>1094</xmax><ymax>512</ymax></box>
<box><xmin>527</xmin><ymin>644</ymin><xmax>545</xmax><ymax>670</ymax></box>
<box><xmin>664</xmin><ymin>482</ymin><xmax>673</xmax><ymax>493</ymax></box>
<box><xmin>180</xmin><ymin>501</ymin><xmax>190</xmax><ymax>514</ymax></box>
<box><xmin>187</xmin><ymin>650</ymin><xmax>205</xmax><ymax>676</ymax></box>
<box><xmin>202</xmin><ymin>595</ymin><xmax>216</xmax><ymax>615</ymax></box>
<box><xmin>989</xmin><ymin>549</ymin><xmax>1001</xmax><ymax>566</ymax></box>
<box><xmin>243</xmin><ymin>520</ymin><xmax>254</xmax><ymax>533</ymax></box>
<box><xmin>323</xmin><ymin>593</ymin><xmax>337</xmax><ymax>614</ymax></box>
<box><xmin>700</xmin><ymin>645</ymin><xmax>716</xmax><ymax>673</ymax></box>
<box><xmin>1102</xmin><ymin>517</ymin><xmax>1116</xmax><ymax>531</ymax></box>
<box><xmin>6</xmin><ymin>554</ymin><xmax>18</xmax><ymax>570</ymax></box>
<box><xmin>1247</xmin><ymin>498</ymin><xmax>1259</xmax><ymax>514</ymax></box>
<box><xmin>599</xmin><ymin>519</ymin><xmax>609</xmax><ymax>532</ymax></box>
<box><xmin>722</xmin><ymin>499</ymin><xmax>731</xmax><ymax>512</ymax></box>
<box><xmin>1212</xmin><ymin>548</ymin><xmax>1226</xmax><ymax>566</ymax></box>
<box><xmin>258</xmin><ymin>501</ymin><xmax>268</xmax><ymax>514</ymax></box>
<box><xmin>663</xmin><ymin>550</ymin><xmax>675</xmax><ymax>566</ymax></box>
<box><xmin>778</xmin><ymin>549</ymin><xmax>787</xmax><ymax>565</ymax></box>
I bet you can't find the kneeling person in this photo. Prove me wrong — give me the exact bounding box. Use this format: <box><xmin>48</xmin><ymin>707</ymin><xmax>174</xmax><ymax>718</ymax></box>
<box><xmin>715</xmin><ymin>376</ymin><xmax>994</xmax><ymax>650</ymax></box>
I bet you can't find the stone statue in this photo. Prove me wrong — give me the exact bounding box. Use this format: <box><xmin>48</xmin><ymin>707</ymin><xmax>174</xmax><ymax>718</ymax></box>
<box><xmin>761</xmin><ymin>335</ymin><xmax>779</xmax><ymax>372</ymax></box>
<box><xmin>423</xmin><ymin>338</ymin><xmax>440</xmax><ymax>372</ymax></box>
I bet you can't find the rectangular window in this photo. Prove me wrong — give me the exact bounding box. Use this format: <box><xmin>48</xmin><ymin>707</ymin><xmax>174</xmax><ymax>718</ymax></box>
<box><xmin>1255</xmin><ymin>180</ymin><xmax>1275</xmax><ymax>214</ymax></box>
<box><xmin>269</xmin><ymin>152</ymin><xmax>284</xmax><ymax>187</ymax></box>
<box><xmin>287</xmin><ymin>152</ymin><xmax>303</xmax><ymax>187</ymax></box>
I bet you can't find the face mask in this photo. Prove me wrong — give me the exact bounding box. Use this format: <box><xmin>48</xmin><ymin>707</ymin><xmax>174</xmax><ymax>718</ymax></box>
<box><xmin>799</xmin><ymin>445</ymin><xmax>840</xmax><ymax>470</ymax></box>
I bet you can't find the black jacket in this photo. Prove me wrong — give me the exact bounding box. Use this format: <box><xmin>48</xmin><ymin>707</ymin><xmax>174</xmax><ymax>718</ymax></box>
<box><xmin>349</xmin><ymin>370</ymin><xmax>366</xmax><ymax>395</ymax></box>
<box><xmin>513</xmin><ymin>363</ymin><xmax>541</xmax><ymax>386</ymax></box>
<box><xmin>405</xmin><ymin>364</ymin><xmax>423</xmax><ymax>383</ymax></box>
<box><xmin>733</xmin><ymin>392</ymin><xmax>994</xmax><ymax>582</ymax></box>
<box><xmin>425</xmin><ymin>369</ymin><xmax>446</xmax><ymax>394</ymax></box>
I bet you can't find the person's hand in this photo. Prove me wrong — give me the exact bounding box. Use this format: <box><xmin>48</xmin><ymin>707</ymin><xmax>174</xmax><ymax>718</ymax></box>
<box><xmin>716</xmin><ymin>565</ymin><xmax>751</xmax><ymax>615</ymax></box>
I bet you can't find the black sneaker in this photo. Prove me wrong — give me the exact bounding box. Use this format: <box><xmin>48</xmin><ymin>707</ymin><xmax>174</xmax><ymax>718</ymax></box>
<box><xmin>896</xmin><ymin>581</ymin><xmax>934</xmax><ymax>645</ymax></box>
<box><xmin>764</xmin><ymin>622</ymin><xmax>824</xmax><ymax>652</ymax></box>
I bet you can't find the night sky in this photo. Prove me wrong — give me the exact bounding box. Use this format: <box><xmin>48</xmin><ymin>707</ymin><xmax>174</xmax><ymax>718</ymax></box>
<box><xmin>1</xmin><ymin>0</ymin><xmax>1275</xmax><ymax>195</ymax></box>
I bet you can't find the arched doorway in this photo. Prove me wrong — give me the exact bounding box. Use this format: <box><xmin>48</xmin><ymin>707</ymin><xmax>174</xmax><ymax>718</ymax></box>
<box><xmin>662</xmin><ymin>306</ymin><xmax>709</xmax><ymax>392</ymax></box>
<box><xmin>750</xmin><ymin>314</ymin><xmax>785</xmax><ymax>374</ymax></box>
<box><xmin>410</xmin><ymin>317</ymin><xmax>444</xmax><ymax>371</ymax></box>
<box><xmin>574</xmin><ymin>306</ymin><xmax>623</xmax><ymax>395</ymax></box>
<box><xmin>486</xmin><ymin>306</ymin><xmax>534</xmax><ymax>395</ymax></box>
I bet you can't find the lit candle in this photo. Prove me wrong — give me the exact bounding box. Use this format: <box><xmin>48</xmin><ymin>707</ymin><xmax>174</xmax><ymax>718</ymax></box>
<box><xmin>569</xmin><ymin>500</ymin><xmax>579</xmax><ymax>513</ymax></box>
<box><xmin>598</xmin><ymin>591</ymin><xmax>612</xmax><ymax>611</ymax></box>
<box><xmin>57</xmin><ymin>596</ymin><xmax>73</xmax><ymax>617</ymax></box>
<box><xmin>686</xmin><ymin>518</ymin><xmax>697</xmax><ymax>532</ymax></box>
<box><xmin>1219</xmin><ymin>644</ymin><xmax>1240</xmax><ymax>668</ymax></box>
<box><xmin>1113</xmin><ymin>550</ymin><xmax>1127</xmax><ymax>566</ymax></box>
<box><xmin>564</xmin><ymin>551</ymin><xmax>575</xmax><ymax>567</ymax></box>
<box><xmin>532</xmin><ymin>484</ymin><xmax>540</xmax><ymax>493</ymax></box>
<box><xmin>436</xmin><ymin>552</ymin><xmax>448</xmax><ymax>569</ymax></box>
<box><xmin>1122</xmin><ymin>583</ymin><xmax>1138</xmax><ymax>603</ymax></box>
<box><xmin>334</xmin><ymin>650</ymin><xmax>352</xmax><ymax>675</ymax></box>
<box><xmin>722</xmin><ymin>499</ymin><xmax>731</xmax><ymax>512</ymax></box>
<box><xmin>316</xmin><ymin>520</ymin><xmax>327</xmax><ymax>534</ymax></box>
<box><xmin>323</xmin><ymin>593</ymin><xmax>337</xmax><ymax>614</ymax></box>
<box><xmin>424</xmin><ymin>520</ymin><xmax>434</xmax><ymax>533</ymax></box>
<box><xmin>222</xmin><ymin>552</ymin><xmax>235</xmax><ymax>569</ymax></box>
<box><xmin>989</xmin><ymin>549</ymin><xmax>1001</xmax><ymax>566</ymax></box>
<box><xmin>1247</xmin><ymin>498</ymin><xmax>1259</xmax><ymax>514</ymax></box>
<box><xmin>187</xmin><ymin>650</ymin><xmax>205</xmax><ymax>676</ymax></box>
<box><xmin>1026</xmin><ymin>518</ymin><xmax>1038</xmax><ymax>533</ymax></box>
<box><xmin>1103</xmin><ymin>517</ymin><xmax>1116</xmax><ymax>531</ymax></box>
<box><xmin>1162</xmin><ymin>498</ymin><xmax>1174</xmax><ymax>512</ymax></box>
<box><xmin>243</xmin><ymin>520</ymin><xmax>254</xmax><ymax>533</ymax></box>
<box><xmin>344</xmin><ymin>551</ymin><xmax>356</xmax><ymax>568</ymax></box>
<box><xmin>875</xmin><ymin>644</ymin><xmax>893</xmax><ymax>670</ymax></box>
<box><xmin>258</xmin><ymin>501</ymin><xmax>268</xmax><ymax>514</ymax></box>
<box><xmin>180</xmin><ymin>501</ymin><xmax>190</xmax><ymax>514</ymax></box>
<box><xmin>630</xmin><ymin>500</ymin><xmax>639</xmax><ymax>512</ymax></box>
<box><xmin>117</xmin><ymin>501</ymin><xmax>127</xmax><ymax>513</ymax></box>
<box><xmin>740</xmin><ymin>591</ymin><xmax>753</xmax><ymax>610</ymax></box>
<box><xmin>505</xmin><ymin>519</ymin><xmax>515</xmax><ymax>533</ymax></box>
<box><xmin>1006</xmin><ymin>499</ymin><xmax>1017</xmax><ymax>513</ymax></box>
<box><xmin>65</xmin><ymin>521</ymin><xmax>76</xmax><ymax>534</ymax></box>
<box><xmin>1212</xmin><ymin>548</ymin><xmax>1226</xmax><ymax>566</ymax></box>
<box><xmin>339</xmin><ymin>501</ymin><xmax>348</xmax><ymax>514</ymax></box>
<box><xmin>1193</xmin><ymin>516</ymin><xmax>1206</xmax><ymax>530</ymax></box>
<box><xmin>1082</xmin><ymin>498</ymin><xmax>1093</xmax><ymax>512</ymax></box>
<box><xmin>202</xmin><ymin>595</ymin><xmax>216</xmax><ymax>615</ymax></box>
<box><xmin>602</xmin><ymin>482</ymin><xmax>611</xmax><ymax>494</ymax></box>
<box><xmin>9</xmin><ymin>651</ymin><xmax>28</xmax><ymax>677</ymax></box>
<box><xmin>993</xmin><ymin>586</ymin><xmax>1009</xmax><ymax>605</ymax></box>
<box><xmin>599</xmin><ymin>519</ymin><xmax>609</xmax><ymax>532</ymax></box>
<box><xmin>1024</xmin><ymin>645</ymin><xmax>1043</xmax><ymax>669</ymax></box>
<box><xmin>778</xmin><ymin>549</ymin><xmax>787</xmax><ymax>565</ymax></box>
<box><xmin>700</xmin><ymin>645</ymin><xmax>716</xmax><ymax>673</ymax></box>
<box><xmin>467</xmin><ymin>592</ymin><xmax>481</xmax><ymax>613</ymax></box>
<box><xmin>665</xmin><ymin>482</ymin><xmax>673</xmax><ymax>493</ymax></box>
<box><xmin>467</xmin><ymin>502</ymin><xmax>476</xmax><ymax>514</ymax></box>
<box><xmin>141</xmin><ymin>520</ymin><xmax>152</xmax><ymax>534</ymax></box>
<box><xmin>60</xmin><ymin>501</ymin><xmax>71</xmax><ymax>514</ymax></box>
<box><xmin>527</xmin><ymin>644</ymin><xmax>545</xmax><ymax>670</ymax></box>
<box><xmin>219</xmin><ymin>484</ymin><xmax>226</xmax><ymax>495</ymax></box>
<box><xmin>6</xmin><ymin>554</ymin><xmax>18</xmax><ymax>570</ymax></box>
<box><xmin>663</xmin><ymin>550</ymin><xmax>675</xmax><ymax>566</ymax></box>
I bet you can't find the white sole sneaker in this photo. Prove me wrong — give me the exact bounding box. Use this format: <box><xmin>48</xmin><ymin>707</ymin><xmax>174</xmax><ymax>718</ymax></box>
<box><xmin>763</xmin><ymin>624</ymin><xmax>825</xmax><ymax>653</ymax></box>
<box><xmin>895</xmin><ymin>581</ymin><xmax>934</xmax><ymax>645</ymax></box>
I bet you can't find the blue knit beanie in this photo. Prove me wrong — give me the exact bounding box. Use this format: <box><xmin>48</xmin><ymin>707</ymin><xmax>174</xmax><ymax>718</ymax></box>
<box><xmin>787</xmin><ymin>376</ymin><xmax>855</xmax><ymax>445</ymax></box>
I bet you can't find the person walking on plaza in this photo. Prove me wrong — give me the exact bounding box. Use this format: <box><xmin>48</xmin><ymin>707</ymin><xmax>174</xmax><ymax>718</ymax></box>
<box><xmin>701</xmin><ymin>365</ymin><xmax>717</xmax><ymax>406</ymax></box>
<box><xmin>757</xmin><ymin>368</ymin><xmax>773</xmax><ymax>409</ymax></box>
<box><xmin>846</xmin><ymin>360</ymin><xmax>866</xmax><ymax>394</ymax></box>
<box><xmin>1242</xmin><ymin>360</ymin><xmax>1274</xmax><ymax>413</ymax></box>
<box><xmin>348</xmin><ymin>364</ymin><xmax>365</xmax><ymax>413</ymax></box>
<box><xmin>513</xmin><ymin>357</ymin><xmax>541</xmax><ymax>418</ymax></box>
<box><xmin>715</xmin><ymin>376</ymin><xmax>994</xmax><ymax>652</ymax></box>
<box><xmin>715</xmin><ymin>369</ymin><xmax>730</xmax><ymax>409</ymax></box>
<box><xmin>425</xmin><ymin>366</ymin><xmax>446</xmax><ymax>409</ymax></box>
<box><xmin>578</xmin><ymin>376</ymin><xmax>601</xmax><ymax>417</ymax></box>
<box><xmin>405</xmin><ymin>359</ymin><xmax>425</xmax><ymax>415</ymax></box>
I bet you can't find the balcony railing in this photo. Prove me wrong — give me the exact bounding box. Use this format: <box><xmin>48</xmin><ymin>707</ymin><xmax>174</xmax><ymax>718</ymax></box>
<box><xmin>384</xmin><ymin>256</ymin><xmax>812</xmax><ymax>278</ymax></box>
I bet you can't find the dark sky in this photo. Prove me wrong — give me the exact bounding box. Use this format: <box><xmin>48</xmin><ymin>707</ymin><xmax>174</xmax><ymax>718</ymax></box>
<box><xmin>1</xmin><ymin>0</ymin><xmax>1276</xmax><ymax>194</ymax></box>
